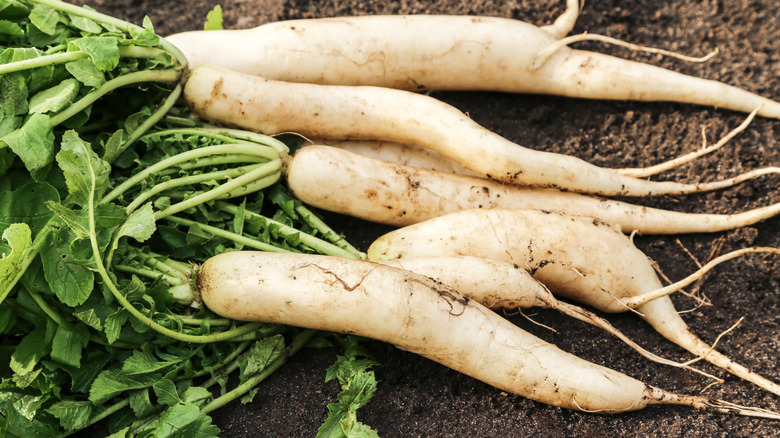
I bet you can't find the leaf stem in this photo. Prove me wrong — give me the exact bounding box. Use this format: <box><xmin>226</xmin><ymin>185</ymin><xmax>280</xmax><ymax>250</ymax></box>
<box><xmin>49</xmin><ymin>69</ymin><xmax>180</xmax><ymax>127</ymax></box>
<box><xmin>201</xmin><ymin>329</ymin><xmax>318</xmax><ymax>414</ymax></box>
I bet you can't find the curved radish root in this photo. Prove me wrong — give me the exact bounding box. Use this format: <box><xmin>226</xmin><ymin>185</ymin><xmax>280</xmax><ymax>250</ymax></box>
<box><xmin>197</xmin><ymin>251</ymin><xmax>779</xmax><ymax>418</ymax></box>
<box><xmin>366</xmin><ymin>208</ymin><xmax>780</xmax><ymax>396</ymax></box>
<box><xmin>285</xmin><ymin>145</ymin><xmax>780</xmax><ymax>233</ymax></box>
<box><xmin>380</xmin><ymin>256</ymin><xmax>723</xmax><ymax>382</ymax></box>
<box><xmin>184</xmin><ymin>65</ymin><xmax>777</xmax><ymax>197</ymax></box>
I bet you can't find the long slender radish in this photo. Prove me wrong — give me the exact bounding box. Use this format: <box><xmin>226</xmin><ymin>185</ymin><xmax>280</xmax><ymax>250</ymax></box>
<box><xmin>184</xmin><ymin>65</ymin><xmax>777</xmax><ymax>197</ymax></box>
<box><xmin>377</xmin><ymin>256</ymin><xmax>723</xmax><ymax>379</ymax></box>
<box><xmin>285</xmin><ymin>145</ymin><xmax>780</xmax><ymax>233</ymax></box>
<box><xmin>196</xmin><ymin>251</ymin><xmax>779</xmax><ymax>417</ymax></box>
<box><xmin>166</xmin><ymin>2</ymin><xmax>780</xmax><ymax>118</ymax></box>
<box><xmin>366</xmin><ymin>208</ymin><xmax>780</xmax><ymax>396</ymax></box>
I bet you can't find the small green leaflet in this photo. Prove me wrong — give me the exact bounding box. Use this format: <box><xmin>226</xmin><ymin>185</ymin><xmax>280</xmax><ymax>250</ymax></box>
<box><xmin>50</xmin><ymin>322</ymin><xmax>90</xmax><ymax>368</ymax></box>
<box><xmin>203</xmin><ymin>5</ymin><xmax>223</xmax><ymax>30</ymax></box>
<box><xmin>0</xmin><ymin>223</ymin><xmax>31</xmax><ymax>303</ymax></box>
<box><xmin>89</xmin><ymin>368</ymin><xmax>161</xmax><ymax>404</ymax></box>
<box><xmin>150</xmin><ymin>403</ymin><xmax>220</xmax><ymax>438</ymax></box>
<box><xmin>239</xmin><ymin>334</ymin><xmax>285</xmax><ymax>383</ymax></box>
<box><xmin>0</xmin><ymin>19</ymin><xmax>24</xmax><ymax>39</ymax></box>
<box><xmin>0</xmin><ymin>182</ymin><xmax>60</xmax><ymax>234</ymax></box>
<box><xmin>28</xmin><ymin>78</ymin><xmax>81</xmax><ymax>114</ymax></box>
<box><xmin>29</xmin><ymin>4</ymin><xmax>62</xmax><ymax>36</ymax></box>
<box><xmin>153</xmin><ymin>379</ymin><xmax>181</xmax><ymax>406</ymax></box>
<box><xmin>0</xmin><ymin>72</ymin><xmax>28</xmax><ymax>118</ymax></box>
<box><xmin>45</xmin><ymin>201</ymin><xmax>127</xmax><ymax>240</ymax></box>
<box><xmin>318</xmin><ymin>353</ymin><xmax>379</xmax><ymax>438</ymax></box>
<box><xmin>66</xmin><ymin>57</ymin><xmax>106</xmax><ymax>88</ymax></box>
<box><xmin>69</xmin><ymin>36</ymin><xmax>120</xmax><ymax>72</ymax></box>
<box><xmin>67</xmin><ymin>12</ymin><xmax>103</xmax><ymax>34</ymax></box>
<box><xmin>10</xmin><ymin>320</ymin><xmax>55</xmax><ymax>376</ymax></box>
<box><xmin>2</xmin><ymin>112</ymin><xmax>54</xmax><ymax>181</ymax></box>
<box><xmin>41</xmin><ymin>224</ymin><xmax>94</xmax><ymax>307</ymax></box>
<box><xmin>46</xmin><ymin>400</ymin><xmax>92</xmax><ymax>432</ymax></box>
<box><xmin>115</xmin><ymin>202</ymin><xmax>157</xmax><ymax>244</ymax></box>
<box><xmin>56</xmin><ymin>130</ymin><xmax>111</xmax><ymax>207</ymax></box>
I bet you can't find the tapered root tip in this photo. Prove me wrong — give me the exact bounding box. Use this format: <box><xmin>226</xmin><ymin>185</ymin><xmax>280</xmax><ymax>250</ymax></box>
<box><xmin>653</xmin><ymin>388</ymin><xmax>780</xmax><ymax>419</ymax></box>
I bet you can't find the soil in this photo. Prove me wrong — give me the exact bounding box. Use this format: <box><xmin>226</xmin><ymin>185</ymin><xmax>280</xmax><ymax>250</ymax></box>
<box><xmin>75</xmin><ymin>1</ymin><xmax>778</xmax><ymax>437</ymax></box>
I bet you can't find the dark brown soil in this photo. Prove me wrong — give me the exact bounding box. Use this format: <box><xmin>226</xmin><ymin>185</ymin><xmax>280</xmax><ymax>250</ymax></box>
<box><xmin>77</xmin><ymin>1</ymin><xmax>779</xmax><ymax>436</ymax></box>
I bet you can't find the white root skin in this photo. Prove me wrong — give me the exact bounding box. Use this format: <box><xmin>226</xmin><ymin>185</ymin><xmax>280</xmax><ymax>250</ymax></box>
<box><xmin>378</xmin><ymin>256</ymin><xmax>727</xmax><ymax>380</ymax></box>
<box><xmin>377</xmin><ymin>256</ymin><xmax>549</xmax><ymax>310</ymax></box>
<box><xmin>185</xmin><ymin>65</ymin><xmax>776</xmax><ymax>197</ymax></box>
<box><xmin>285</xmin><ymin>145</ymin><xmax>780</xmax><ymax>233</ymax></box>
<box><xmin>197</xmin><ymin>251</ymin><xmax>774</xmax><ymax>416</ymax></box>
<box><xmin>366</xmin><ymin>208</ymin><xmax>780</xmax><ymax>396</ymax></box>
<box><xmin>319</xmin><ymin>139</ymin><xmax>480</xmax><ymax>177</ymax></box>
<box><xmin>166</xmin><ymin>13</ymin><xmax>780</xmax><ymax>118</ymax></box>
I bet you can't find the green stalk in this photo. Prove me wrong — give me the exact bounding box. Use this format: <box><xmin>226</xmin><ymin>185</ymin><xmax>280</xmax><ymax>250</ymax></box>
<box><xmin>201</xmin><ymin>329</ymin><xmax>318</xmax><ymax>413</ymax></box>
<box><xmin>217</xmin><ymin>201</ymin><xmax>360</xmax><ymax>259</ymax></box>
<box><xmin>125</xmin><ymin>163</ymin><xmax>270</xmax><ymax>213</ymax></box>
<box><xmin>49</xmin><ymin>69</ymin><xmax>180</xmax><ymax>127</ymax></box>
<box><xmin>116</xmin><ymin>83</ymin><xmax>183</xmax><ymax>157</ymax></box>
<box><xmin>0</xmin><ymin>46</ymin><xmax>170</xmax><ymax>75</ymax></box>
<box><xmin>113</xmin><ymin>265</ymin><xmax>185</xmax><ymax>285</ymax></box>
<box><xmin>154</xmin><ymin>166</ymin><xmax>282</xmax><ymax>219</ymax></box>
<box><xmin>102</xmin><ymin>144</ymin><xmax>279</xmax><ymax>204</ymax></box>
<box><xmin>0</xmin><ymin>51</ymin><xmax>87</xmax><ymax>74</ymax></box>
<box><xmin>295</xmin><ymin>204</ymin><xmax>364</xmax><ymax>259</ymax></box>
<box><xmin>87</xmin><ymin>164</ymin><xmax>264</xmax><ymax>343</ymax></box>
<box><xmin>164</xmin><ymin>215</ymin><xmax>289</xmax><ymax>253</ymax></box>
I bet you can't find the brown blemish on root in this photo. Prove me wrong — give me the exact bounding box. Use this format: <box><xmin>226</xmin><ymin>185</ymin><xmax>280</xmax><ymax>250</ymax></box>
<box><xmin>302</xmin><ymin>263</ymin><xmax>373</xmax><ymax>292</ymax></box>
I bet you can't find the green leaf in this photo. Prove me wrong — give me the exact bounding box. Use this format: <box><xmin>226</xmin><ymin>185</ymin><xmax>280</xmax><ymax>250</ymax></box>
<box><xmin>153</xmin><ymin>378</ymin><xmax>181</xmax><ymax>406</ymax></box>
<box><xmin>129</xmin><ymin>388</ymin><xmax>155</xmax><ymax>417</ymax></box>
<box><xmin>116</xmin><ymin>202</ymin><xmax>156</xmax><ymax>243</ymax></box>
<box><xmin>101</xmin><ymin>129</ymin><xmax>127</xmax><ymax>162</ymax></box>
<box><xmin>337</xmin><ymin>370</ymin><xmax>376</xmax><ymax>411</ymax></box>
<box><xmin>0</xmin><ymin>223</ymin><xmax>32</xmax><ymax>302</ymax></box>
<box><xmin>0</xmin><ymin>182</ymin><xmax>60</xmax><ymax>234</ymax></box>
<box><xmin>50</xmin><ymin>322</ymin><xmax>90</xmax><ymax>368</ymax></box>
<box><xmin>28</xmin><ymin>78</ymin><xmax>80</xmax><ymax>114</ymax></box>
<box><xmin>45</xmin><ymin>201</ymin><xmax>88</xmax><ymax>238</ymax></box>
<box><xmin>104</xmin><ymin>308</ymin><xmax>128</xmax><ymax>344</ymax></box>
<box><xmin>0</xmin><ymin>72</ymin><xmax>28</xmax><ymax>117</ymax></box>
<box><xmin>69</xmin><ymin>36</ymin><xmax>120</xmax><ymax>72</ymax></box>
<box><xmin>9</xmin><ymin>322</ymin><xmax>54</xmax><ymax>375</ymax></box>
<box><xmin>47</xmin><ymin>400</ymin><xmax>92</xmax><ymax>432</ymax></box>
<box><xmin>122</xmin><ymin>349</ymin><xmax>178</xmax><ymax>376</ymax></box>
<box><xmin>67</xmin><ymin>13</ymin><xmax>103</xmax><ymax>34</ymax></box>
<box><xmin>2</xmin><ymin>113</ymin><xmax>54</xmax><ymax>181</ymax></box>
<box><xmin>66</xmin><ymin>57</ymin><xmax>105</xmax><ymax>88</ymax></box>
<box><xmin>152</xmin><ymin>403</ymin><xmax>220</xmax><ymax>438</ymax></box>
<box><xmin>56</xmin><ymin>130</ymin><xmax>110</xmax><ymax>206</ymax></box>
<box><xmin>41</xmin><ymin>224</ymin><xmax>94</xmax><ymax>307</ymax></box>
<box><xmin>45</xmin><ymin>201</ymin><xmax>126</xmax><ymax>240</ymax></box>
<box><xmin>0</xmin><ymin>20</ymin><xmax>24</xmax><ymax>40</ymax></box>
<box><xmin>238</xmin><ymin>335</ymin><xmax>285</xmax><ymax>383</ymax></box>
<box><xmin>29</xmin><ymin>4</ymin><xmax>62</xmax><ymax>35</ymax></box>
<box><xmin>73</xmin><ymin>308</ymin><xmax>102</xmax><ymax>330</ymax></box>
<box><xmin>343</xmin><ymin>420</ymin><xmax>380</xmax><ymax>438</ymax></box>
<box><xmin>0</xmin><ymin>397</ymin><xmax>60</xmax><ymax>438</ymax></box>
<box><xmin>204</xmin><ymin>5</ymin><xmax>223</xmax><ymax>31</ymax></box>
<box><xmin>181</xmin><ymin>387</ymin><xmax>212</xmax><ymax>405</ymax></box>
<box><xmin>62</xmin><ymin>349</ymin><xmax>111</xmax><ymax>393</ymax></box>
<box><xmin>89</xmin><ymin>368</ymin><xmax>161</xmax><ymax>404</ymax></box>
<box><xmin>317</xmin><ymin>404</ymin><xmax>349</xmax><ymax>438</ymax></box>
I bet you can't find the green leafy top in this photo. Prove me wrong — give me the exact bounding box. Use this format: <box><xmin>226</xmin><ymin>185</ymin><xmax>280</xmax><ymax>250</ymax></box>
<box><xmin>0</xmin><ymin>0</ymin><xmax>184</xmax><ymax>182</ymax></box>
